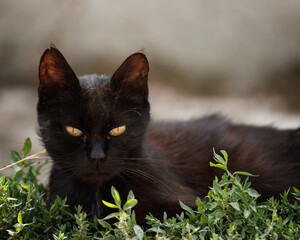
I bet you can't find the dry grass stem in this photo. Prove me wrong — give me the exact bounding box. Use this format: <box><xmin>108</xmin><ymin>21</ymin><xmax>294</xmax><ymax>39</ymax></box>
<box><xmin>0</xmin><ymin>150</ymin><xmax>48</xmax><ymax>171</ymax></box>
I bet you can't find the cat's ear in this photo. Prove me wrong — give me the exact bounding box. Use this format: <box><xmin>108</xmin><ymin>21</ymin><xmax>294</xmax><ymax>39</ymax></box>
<box><xmin>110</xmin><ymin>53</ymin><xmax>149</xmax><ymax>102</ymax></box>
<box><xmin>38</xmin><ymin>46</ymin><xmax>80</xmax><ymax>99</ymax></box>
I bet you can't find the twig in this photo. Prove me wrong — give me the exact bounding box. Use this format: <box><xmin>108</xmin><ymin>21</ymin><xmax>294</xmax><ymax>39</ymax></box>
<box><xmin>0</xmin><ymin>150</ymin><xmax>48</xmax><ymax>171</ymax></box>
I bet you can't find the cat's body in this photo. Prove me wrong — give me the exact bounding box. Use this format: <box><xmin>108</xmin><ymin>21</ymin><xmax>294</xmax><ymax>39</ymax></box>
<box><xmin>38</xmin><ymin>47</ymin><xmax>300</xmax><ymax>223</ymax></box>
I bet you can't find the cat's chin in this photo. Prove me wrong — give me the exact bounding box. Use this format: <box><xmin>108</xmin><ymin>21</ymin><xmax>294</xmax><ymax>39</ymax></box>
<box><xmin>79</xmin><ymin>170</ymin><xmax>116</xmax><ymax>184</ymax></box>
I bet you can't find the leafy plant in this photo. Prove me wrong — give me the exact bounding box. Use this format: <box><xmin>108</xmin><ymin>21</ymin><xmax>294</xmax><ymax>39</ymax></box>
<box><xmin>0</xmin><ymin>138</ymin><xmax>299</xmax><ymax>239</ymax></box>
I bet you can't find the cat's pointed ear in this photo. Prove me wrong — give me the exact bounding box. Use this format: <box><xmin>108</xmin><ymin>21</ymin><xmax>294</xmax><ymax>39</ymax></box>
<box><xmin>38</xmin><ymin>46</ymin><xmax>80</xmax><ymax>99</ymax></box>
<box><xmin>110</xmin><ymin>53</ymin><xmax>149</xmax><ymax>102</ymax></box>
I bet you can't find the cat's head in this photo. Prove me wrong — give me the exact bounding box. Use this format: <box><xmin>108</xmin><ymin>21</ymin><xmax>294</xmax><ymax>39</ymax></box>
<box><xmin>37</xmin><ymin>46</ymin><xmax>150</xmax><ymax>184</ymax></box>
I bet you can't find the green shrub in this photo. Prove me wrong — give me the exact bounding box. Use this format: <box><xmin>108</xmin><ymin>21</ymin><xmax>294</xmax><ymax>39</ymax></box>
<box><xmin>0</xmin><ymin>138</ymin><xmax>299</xmax><ymax>239</ymax></box>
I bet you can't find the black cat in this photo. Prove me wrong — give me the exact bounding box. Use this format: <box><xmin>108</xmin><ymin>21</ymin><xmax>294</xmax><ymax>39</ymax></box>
<box><xmin>37</xmin><ymin>46</ymin><xmax>300</xmax><ymax>223</ymax></box>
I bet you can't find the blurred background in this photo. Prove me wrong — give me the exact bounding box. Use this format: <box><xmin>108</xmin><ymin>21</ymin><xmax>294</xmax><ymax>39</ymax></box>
<box><xmin>1</xmin><ymin>0</ymin><xmax>300</xmax><ymax>171</ymax></box>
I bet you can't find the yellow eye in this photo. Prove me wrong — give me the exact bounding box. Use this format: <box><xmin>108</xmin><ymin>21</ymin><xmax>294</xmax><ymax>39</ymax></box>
<box><xmin>109</xmin><ymin>125</ymin><xmax>126</xmax><ymax>137</ymax></box>
<box><xmin>65</xmin><ymin>126</ymin><xmax>83</xmax><ymax>137</ymax></box>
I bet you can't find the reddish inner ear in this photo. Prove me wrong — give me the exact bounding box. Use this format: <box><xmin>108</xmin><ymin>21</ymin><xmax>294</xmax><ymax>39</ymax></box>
<box><xmin>39</xmin><ymin>51</ymin><xmax>61</xmax><ymax>86</ymax></box>
<box><xmin>38</xmin><ymin>47</ymin><xmax>79</xmax><ymax>97</ymax></box>
<box><xmin>110</xmin><ymin>52</ymin><xmax>149</xmax><ymax>94</ymax></box>
<box><xmin>121</xmin><ymin>53</ymin><xmax>149</xmax><ymax>82</ymax></box>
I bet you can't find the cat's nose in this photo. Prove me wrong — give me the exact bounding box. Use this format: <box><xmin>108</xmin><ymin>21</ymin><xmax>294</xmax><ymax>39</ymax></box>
<box><xmin>89</xmin><ymin>142</ymin><xmax>106</xmax><ymax>162</ymax></box>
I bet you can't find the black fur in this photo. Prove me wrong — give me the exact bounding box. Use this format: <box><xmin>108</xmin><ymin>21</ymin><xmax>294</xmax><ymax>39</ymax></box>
<box><xmin>37</xmin><ymin>47</ymin><xmax>300</xmax><ymax>223</ymax></box>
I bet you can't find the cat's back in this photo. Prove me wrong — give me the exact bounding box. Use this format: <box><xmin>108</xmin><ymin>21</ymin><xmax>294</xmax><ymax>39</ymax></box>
<box><xmin>147</xmin><ymin>114</ymin><xmax>300</xmax><ymax>161</ymax></box>
<box><xmin>146</xmin><ymin>114</ymin><xmax>300</xmax><ymax>199</ymax></box>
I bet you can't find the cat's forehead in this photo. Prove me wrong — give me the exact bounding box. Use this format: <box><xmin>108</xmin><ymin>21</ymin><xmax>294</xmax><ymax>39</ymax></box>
<box><xmin>79</xmin><ymin>75</ymin><xmax>112</xmax><ymax>126</ymax></box>
<box><xmin>79</xmin><ymin>74</ymin><xmax>111</xmax><ymax>103</ymax></box>
<box><xmin>79</xmin><ymin>74</ymin><xmax>110</xmax><ymax>88</ymax></box>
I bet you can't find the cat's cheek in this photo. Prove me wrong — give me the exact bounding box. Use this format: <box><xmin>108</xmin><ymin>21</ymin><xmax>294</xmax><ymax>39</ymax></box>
<box><xmin>105</xmin><ymin>146</ymin><xmax>118</xmax><ymax>160</ymax></box>
<box><xmin>103</xmin><ymin>145</ymin><xmax>124</xmax><ymax>166</ymax></box>
<box><xmin>108</xmin><ymin>134</ymin><xmax>143</xmax><ymax>159</ymax></box>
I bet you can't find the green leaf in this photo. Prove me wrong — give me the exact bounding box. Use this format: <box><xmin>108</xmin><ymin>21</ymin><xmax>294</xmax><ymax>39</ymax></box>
<box><xmin>133</xmin><ymin>225</ymin><xmax>144</xmax><ymax>240</ymax></box>
<box><xmin>0</xmin><ymin>176</ymin><xmax>6</xmax><ymax>185</ymax></box>
<box><xmin>245</xmin><ymin>189</ymin><xmax>260</xmax><ymax>198</ymax></box>
<box><xmin>127</xmin><ymin>190</ymin><xmax>135</xmax><ymax>201</ymax></box>
<box><xmin>111</xmin><ymin>186</ymin><xmax>121</xmax><ymax>207</ymax></box>
<box><xmin>244</xmin><ymin>209</ymin><xmax>251</xmax><ymax>219</ymax></box>
<box><xmin>14</xmin><ymin>170</ymin><xmax>23</xmax><ymax>183</ymax></box>
<box><xmin>102</xmin><ymin>212</ymin><xmax>120</xmax><ymax>220</ymax></box>
<box><xmin>209</xmin><ymin>162</ymin><xmax>227</xmax><ymax>171</ymax></box>
<box><xmin>233</xmin><ymin>171</ymin><xmax>258</xmax><ymax>177</ymax></box>
<box><xmin>11</xmin><ymin>150</ymin><xmax>21</xmax><ymax>162</ymax></box>
<box><xmin>213</xmin><ymin>181</ymin><xmax>223</xmax><ymax>198</ymax></box>
<box><xmin>98</xmin><ymin>220</ymin><xmax>112</xmax><ymax>230</ymax></box>
<box><xmin>22</xmin><ymin>137</ymin><xmax>32</xmax><ymax>157</ymax></box>
<box><xmin>272</xmin><ymin>210</ymin><xmax>278</xmax><ymax>221</ymax></box>
<box><xmin>200</xmin><ymin>214</ymin><xmax>208</xmax><ymax>225</ymax></box>
<box><xmin>7</xmin><ymin>197</ymin><xmax>18</xmax><ymax>201</ymax></box>
<box><xmin>56</xmin><ymin>196</ymin><xmax>62</xmax><ymax>205</ymax></box>
<box><xmin>220</xmin><ymin>150</ymin><xmax>228</xmax><ymax>164</ymax></box>
<box><xmin>191</xmin><ymin>227</ymin><xmax>200</xmax><ymax>235</ymax></box>
<box><xmin>20</xmin><ymin>183</ymin><xmax>30</xmax><ymax>191</ymax></box>
<box><xmin>7</xmin><ymin>229</ymin><xmax>16</xmax><ymax>236</ymax></box>
<box><xmin>13</xmin><ymin>164</ymin><xmax>21</xmax><ymax>173</ymax></box>
<box><xmin>249</xmin><ymin>204</ymin><xmax>257</xmax><ymax>213</ymax></box>
<box><xmin>213</xmin><ymin>148</ymin><xmax>226</xmax><ymax>165</ymax></box>
<box><xmin>229</xmin><ymin>202</ymin><xmax>240</xmax><ymax>211</ymax></box>
<box><xmin>17</xmin><ymin>212</ymin><xmax>23</xmax><ymax>224</ymax></box>
<box><xmin>206</xmin><ymin>202</ymin><xmax>218</xmax><ymax>211</ymax></box>
<box><xmin>123</xmin><ymin>199</ymin><xmax>138</xmax><ymax>211</ymax></box>
<box><xmin>147</xmin><ymin>227</ymin><xmax>166</xmax><ymax>234</ymax></box>
<box><xmin>102</xmin><ymin>200</ymin><xmax>119</xmax><ymax>209</ymax></box>
<box><xmin>179</xmin><ymin>200</ymin><xmax>195</xmax><ymax>216</ymax></box>
<box><xmin>14</xmin><ymin>223</ymin><xmax>23</xmax><ymax>232</ymax></box>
